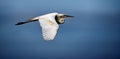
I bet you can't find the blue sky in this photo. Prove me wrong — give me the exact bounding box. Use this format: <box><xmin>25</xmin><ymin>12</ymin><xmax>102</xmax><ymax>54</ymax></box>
<box><xmin>0</xmin><ymin>0</ymin><xmax>120</xmax><ymax>59</ymax></box>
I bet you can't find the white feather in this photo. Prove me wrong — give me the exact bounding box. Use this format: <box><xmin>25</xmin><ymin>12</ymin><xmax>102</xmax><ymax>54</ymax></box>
<box><xmin>38</xmin><ymin>13</ymin><xmax>59</xmax><ymax>40</ymax></box>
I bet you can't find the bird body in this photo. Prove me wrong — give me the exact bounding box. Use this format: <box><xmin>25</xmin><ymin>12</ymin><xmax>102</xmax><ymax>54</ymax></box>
<box><xmin>38</xmin><ymin>13</ymin><xmax>59</xmax><ymax>40</ymax></box>
<box><xmin>16</xmin><ymin>12</ymin><xmax>73</xmax><ymax>40</ymax></box>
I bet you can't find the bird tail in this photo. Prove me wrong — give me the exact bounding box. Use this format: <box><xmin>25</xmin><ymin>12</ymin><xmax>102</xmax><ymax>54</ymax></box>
<box><xmin>15</xmin><ymin>18</ymin><xmax>38</xmax><ymax>25</ymax></box>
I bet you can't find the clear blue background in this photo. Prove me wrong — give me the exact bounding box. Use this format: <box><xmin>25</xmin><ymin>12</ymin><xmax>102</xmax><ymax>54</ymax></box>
<box><xmin>0</xmin><ymin>0</ymin><xmax>120</xmax><ymax>59</ymax></box>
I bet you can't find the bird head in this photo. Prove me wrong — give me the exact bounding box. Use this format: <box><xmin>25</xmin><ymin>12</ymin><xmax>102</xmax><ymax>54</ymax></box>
<box><xmin>55</xmin><ymin>13</ymin><xmax>74</xmax><ymax>24</ymax></box>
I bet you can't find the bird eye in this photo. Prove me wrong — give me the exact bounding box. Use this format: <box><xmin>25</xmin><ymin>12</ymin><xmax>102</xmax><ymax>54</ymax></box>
<box><xmin>60</xmin><ymin>16</ymin><xmax>64</xmax><ymax>18</ymax></box>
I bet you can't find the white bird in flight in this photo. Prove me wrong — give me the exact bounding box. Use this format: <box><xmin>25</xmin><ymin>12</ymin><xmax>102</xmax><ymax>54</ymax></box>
<box><xmin>16</xmin><ymin>12</ymin><xmax>74</xmax><ymax>40</ymax></box>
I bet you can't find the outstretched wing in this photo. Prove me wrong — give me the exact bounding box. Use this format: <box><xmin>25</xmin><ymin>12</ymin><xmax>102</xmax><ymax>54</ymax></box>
<box><xmin>38</xmin><ymin>18</ymin><xmax>59</xmax><ymax>40</ymax></box>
